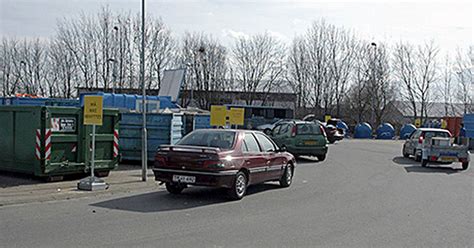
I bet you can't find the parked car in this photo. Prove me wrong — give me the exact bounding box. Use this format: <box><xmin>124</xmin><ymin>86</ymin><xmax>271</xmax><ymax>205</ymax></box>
<box><xmin>402</xmin><ymin>128</ymin><xmax>451</xmax><ymax>162</ymax></box>
<box><xmin>153</xmin><ymin>129</ymin><xmax>296</xmax><ymax>200</ymax></box>
<box><xmin>271</xmin><ymin>121</ymin><xmax>328</xmax><ymax>161</ymax></box>
<box><xmin>256</xmin><ymin>119</ymin><xmax>292</xmax><ymax>135</ymax></box>
<box><xmin>324</xmin><ymin>123</ymin><xmax>344</xmax><ymax>144</ymax></box>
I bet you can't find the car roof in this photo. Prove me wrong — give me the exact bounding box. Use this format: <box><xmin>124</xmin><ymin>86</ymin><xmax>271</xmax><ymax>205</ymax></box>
<box><xmin>192</xmin><ymin>129</ymin><xmax>262</xmax><ymax>134</ymax></box>
<box><xmin>418</xmin><ymin>128</ymin><xmax>450</xmax><ymax>132</ymax></box>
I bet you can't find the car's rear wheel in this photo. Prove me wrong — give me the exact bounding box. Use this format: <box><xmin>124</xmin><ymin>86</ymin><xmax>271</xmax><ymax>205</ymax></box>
<box><xmin>317</xmin><ymin>154</ymin><xmax>326</xmax><ymax>161</ymax></box>
<box><xmin>461</xmin><ymin>162</ymin><xmax>469</xmax><ymax>170</ymax></box>
<box><xmin>228</xmin><ymin>172</ymin><xmax>247</xmax><ymax>200</ymax></box>
<box><xmin>165</xmin><ymin>182</ymin><xmax>185</xmax><ymax>194</ymax></box>
<box><xmin>279</xmin><ymin>164</ymin><xmax>293</xmax><ymax>187</ymax></box>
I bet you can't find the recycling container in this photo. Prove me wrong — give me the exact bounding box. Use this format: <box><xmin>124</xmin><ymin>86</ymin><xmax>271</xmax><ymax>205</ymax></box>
<box><xmin>0</xmin><ymin>105</ymin><xmax>119</xmax><ymax>180</ymax></box>
<box><xmin>400</xmin><ymin>124</ymin><xmax>416</xmax><ymax>139</ymax></box>
<box><xmin>119</xmin><ymin>112</ymin><xmax>183</xmax><ymax>161</ymax></box>
<box><xmin>376</xmin><ymin>123</ymin><xmax>395</xmax><ymax>139</ymax></box>
<box><xmin>354</xmin><ymin>122</ymin><xmax>372</xmax><ymax>139</ymax></box>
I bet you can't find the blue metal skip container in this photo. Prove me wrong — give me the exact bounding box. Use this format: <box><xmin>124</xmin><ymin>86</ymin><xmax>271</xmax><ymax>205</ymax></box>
<box><xmin>376</xmin><ymin>123</ymin><xmax>395</xmax><ymax>139</ymax></box>
<box><xmin>1</xmin><ymin>97</ymin><xmax>79</xmax><ymax>107</ymax></box>
<box><xmin>79</xmin><ymin>92</ymin><xmax>176</xmax><ymax>112</ymax></box>
<box><xmin>119</xmin><ymin>113</ymin><xmax>183</xmax><ymax>161</ymax></box>
<box><xmin>463</xmin><ymin>114</ymin><xmax>474</xmax><ymax>138</ymax></box>
<box><xmin>336</xmin><ymin>120</ymin><xmax>349</xmax><ymax>137</ymax></box>
<box><xmin>354</xmin><ymin>122</ymin><xmax>372</xmax><ymax>139</ymax></box>
<box><xmin>400</xmin><ymin>124</ymin><xmax>416</xmax><ymax>139</ymax></box>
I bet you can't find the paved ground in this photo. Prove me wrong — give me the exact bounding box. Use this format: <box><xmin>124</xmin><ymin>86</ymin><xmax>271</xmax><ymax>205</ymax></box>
<box><xmin>1</xmin><ymin>139</ymin><xmax>473</xmax><ymax>248</ymax></box>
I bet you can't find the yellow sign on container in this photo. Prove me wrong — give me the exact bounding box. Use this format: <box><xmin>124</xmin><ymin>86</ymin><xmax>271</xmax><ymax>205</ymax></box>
<box><xmin>210</xmin><ymin>105</ymin><xmax>227</xmax><ymax>126</ymax></box>
<box><xmin>83</xmin><ymin>96</ymin><xmax>103</xmax><ymax>126</ymax></box>
<box><xmin>229</xmin><ymin>108</ymin><xmax>245</xmax><ymax>126</ymax></box>
<box><xmin>325</xmin><ymin>115</ymin><xmax>332</xmax><ymax>123</ymax></box>
<box><xmin>414</xmin><ymin>118</ymin><xmax>421</xmax><ymax>128</ymax></box>
<box><xmin>441</xmin><ymin>119</ymin><xmax>447</xmax><ymax>129</ymax></box>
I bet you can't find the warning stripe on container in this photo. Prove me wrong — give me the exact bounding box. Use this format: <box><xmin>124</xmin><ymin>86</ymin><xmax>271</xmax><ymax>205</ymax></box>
<box><xmin>35</xmin><ymin>129</ymin><xmax>41</xmax><ymax>160</ymax></box>
<box><xmin>45</xmin><ymin>129</ymin><xmax>52</xmax><ymax>160</ymax></box>
<box><xmin>113</xmin><ymin>129</ymin><xmax>119</xmax><ymax>158</ymax></box>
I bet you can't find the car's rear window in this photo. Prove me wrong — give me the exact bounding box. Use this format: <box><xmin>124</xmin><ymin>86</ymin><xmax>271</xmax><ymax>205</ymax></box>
<box><xmin>297</xmin><ymin>123</ymin><xmax>321</xmax><ymax>135</ymax></box>
<box><xmin>177</xmin><ymin>131</ymin><xmax>236</xmax><ymax>150</ymax></box>
<box><xmin>424</xmin><ymin>131</ymin><xmax>450</xmax><ymax>139</ymax></box>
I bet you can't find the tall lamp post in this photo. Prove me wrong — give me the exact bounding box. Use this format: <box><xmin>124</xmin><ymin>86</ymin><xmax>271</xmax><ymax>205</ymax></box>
<box><xmin>370</xmin><ymin>42</ymin><xmax>377</xmax><ymax>127</ymax></box>
<box><xmin>141</xmin><ymin>0</ymin><xmax>148</xmax><ymax>181</ymax></box>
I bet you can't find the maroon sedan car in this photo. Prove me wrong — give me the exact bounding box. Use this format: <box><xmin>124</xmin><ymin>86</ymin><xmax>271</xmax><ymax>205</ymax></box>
<box><xmin>153</xmin><ymin>129</ymin><xmax>296</xmax><ymax>200</ymax></box>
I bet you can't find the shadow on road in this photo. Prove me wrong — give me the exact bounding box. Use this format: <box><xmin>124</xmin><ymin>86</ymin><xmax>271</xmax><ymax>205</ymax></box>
<box><xmin>403</xmin><ymin>166</ymin><xmax>459</xmax><ymax>174</ymax></box>
<box><xmin>392</xmin><ymin>156</ymin><xmax>419</xmax><ymax>166</ymax></box>
<box><xmin>296</xmin><ymin>156</ymin><xmax>321</xmax><ymax>165</ymax></box>
<box><xmin>91</xmin><ymin>183</ymin><xmax>282</xmax><ymax>213</ymax></box>
<box><xmin>392</xmin><ymin>156</ymin><xmax>460</xmax><ymax>175</ymax></box>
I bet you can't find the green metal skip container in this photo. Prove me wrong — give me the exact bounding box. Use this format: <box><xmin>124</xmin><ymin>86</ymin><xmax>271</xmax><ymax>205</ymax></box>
<box><xmin>0</xmin><ymin>106</ymin><xmax>120</xmax><ymax>180</ymax></box>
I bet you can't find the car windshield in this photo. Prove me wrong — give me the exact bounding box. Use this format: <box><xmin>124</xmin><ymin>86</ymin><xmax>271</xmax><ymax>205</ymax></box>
<box><xmin>177</xmin><ymin>131</ymin><xmax>236</xmax><ymax>150</ymax></box>
<box><xmin>297</xmin><ymin>123</ymin><xmax>321</xmax><ymax>135</ymax></box>
<box><xmin>424</xmin><ymin>131</ymin><xmax>450</xmax><ymax>138</ymax></box>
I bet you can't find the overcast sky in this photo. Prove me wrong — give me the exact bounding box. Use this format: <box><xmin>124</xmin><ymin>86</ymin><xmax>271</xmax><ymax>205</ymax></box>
<box><xmin>0</xmin><ymin>0</ymin><xmax>472</xmax><ymax>52</ymax></box>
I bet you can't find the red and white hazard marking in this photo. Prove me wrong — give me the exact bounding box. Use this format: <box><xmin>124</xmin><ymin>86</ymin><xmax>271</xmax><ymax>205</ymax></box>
<box><xmin>35</xmin><ymin>129</ymin><xmax>41</xmax><ymax>160</ymax></box>
<box><xmin>44</xmin><ymin>129</ymin><xmax>52</xmax><ymax>160</ymax></box>
<box><xmin>113</xmin><ymin>129</ymin><xmax>119</xmax><ymax>158</ymax></box>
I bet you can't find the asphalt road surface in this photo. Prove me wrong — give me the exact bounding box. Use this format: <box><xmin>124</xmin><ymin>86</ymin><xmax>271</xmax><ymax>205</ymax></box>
<box><xmin>1</xmin><ymin>140</ymin><xmax>473</xmax><ymax>248</ymax></box>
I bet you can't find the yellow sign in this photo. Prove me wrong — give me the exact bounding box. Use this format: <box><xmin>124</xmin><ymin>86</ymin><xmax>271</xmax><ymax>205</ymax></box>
<box><xmin>83</xmin><ymin>96</ymin><xmax>103</xmax><ymax>126</ymax></box>
<box><xmin>210</xmin><ymin>105</ymin><xmax>227</xmax><ymax>126</ymax></box>
<box><xmin>441</xmin><ymin>119</ymin><xmax>447</xmax><ymax>129</ymax></box>
<box><xmin>325</xmin><ymin>115</ymin><xmax>332</xmax><ymax>123</ymax></box>
<box><xmin>229</xmin><ymin>108</ymin><xmax>245</xmax><ymax>126</ymax></box>
<box><xmin>414</xmin><ymin>118</ymin><xmax>421</xmax><ymax>128</ymax></box>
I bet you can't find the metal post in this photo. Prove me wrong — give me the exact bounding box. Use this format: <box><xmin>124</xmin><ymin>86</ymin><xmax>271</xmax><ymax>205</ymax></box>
<box><xmin>141</xmin><ymin>0</ymin><xmax>148</xmax><ymax>181</ymax></box>
<box><xmin>90</xmin><ymin>124</ymin><xmax>96</xmax><ymax>181</ymax></box>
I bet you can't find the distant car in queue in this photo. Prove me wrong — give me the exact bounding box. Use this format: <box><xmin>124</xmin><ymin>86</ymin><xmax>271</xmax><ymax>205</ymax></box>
<box><xmin>402</xmin><ymin>128</ymin><xmax>451</xmax><ymax>161</ymax></box>
<box><xmin>271</xmin><ymin>121</ymin><xmax>328</xmax><ymax>161</ymax></box>
<box><xmin>153</xmin><ymin>129</ymin><xmax>296</xmax><ymax>200</ymax></box>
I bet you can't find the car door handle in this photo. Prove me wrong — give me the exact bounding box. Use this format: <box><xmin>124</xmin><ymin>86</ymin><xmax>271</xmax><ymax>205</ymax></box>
<box><xmin>266</xmin><ymin>160</ymin><xmax>271</xmax><ymax>165</ymax></box>
<box><xmin>245</xmin><ymin>160</ymin><xmax>251</xmax><ymax>164</ymax></box>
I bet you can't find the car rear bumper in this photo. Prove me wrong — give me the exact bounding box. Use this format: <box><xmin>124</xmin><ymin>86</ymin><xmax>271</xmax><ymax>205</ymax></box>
<box><xmin>152</xmin><ymin>168</ymin><xmax>238</xmax><ymax>188</ymax></box>
<box><xmin>288</xmin><ymin>146</ymin><xmax>328</xmax><ymax>156</ymax></box>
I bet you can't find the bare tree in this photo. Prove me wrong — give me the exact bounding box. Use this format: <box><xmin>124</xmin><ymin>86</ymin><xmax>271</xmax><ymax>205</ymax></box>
<box><xmin>438</xmin><ymin>54</ymin><xmax>456</xmax><ymax>116</ymax></box>
<box><xmin>231</xmin><ymin>32</ymin><xmax>286</xmax><ymax>105</ymax></box>
<box><xmin>393</xmin><ymin>41</ymin><xmax>439</xmax><ymax>122</ymax></box>
<box><xmin>454</xmin><ymin>47</ymin><xmax>473</xmax><ymax>114</ymax></box>
<box><xmin>179</xmin><ymin>32</ymin><xmax>228</xmax><ymax>109</ymax></box>
<box><xmin>287</xmin><ymin>36</ymin><xmax>311</xmax><ymax>108</ymax></box>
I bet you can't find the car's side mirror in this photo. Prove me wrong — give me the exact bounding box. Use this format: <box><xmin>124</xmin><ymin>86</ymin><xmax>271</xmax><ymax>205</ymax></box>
<box><xmin>278</xmin><ymin>146</ymin><xmax>287</xmax><ymax>152</ymax></box>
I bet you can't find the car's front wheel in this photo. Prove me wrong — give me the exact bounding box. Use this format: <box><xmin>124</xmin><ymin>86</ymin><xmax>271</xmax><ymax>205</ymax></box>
<box><xmin>402</xmin><ymin>145</ymin><xmax>409</xmax><ymax>158</ymax></box>
<box><xmin>165</xmin><ymin>182</ymin><xmax>185</xmax><ymax>194</ymax></box>
<box><xmin>228</xmin><ymin>172</ymin><xmax>247</xmax><ymax>200</ymax></box>
<box><xmin>279</xmin><ymin>164</ymin><xmax>293</xmax><ymax>187</ymax></box>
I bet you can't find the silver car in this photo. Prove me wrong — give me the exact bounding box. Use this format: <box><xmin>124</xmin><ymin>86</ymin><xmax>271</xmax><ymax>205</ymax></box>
<box><xmin>402</xmin><ymin>128</ymin><xmax>452</xmax><ymax>161</ymax></box>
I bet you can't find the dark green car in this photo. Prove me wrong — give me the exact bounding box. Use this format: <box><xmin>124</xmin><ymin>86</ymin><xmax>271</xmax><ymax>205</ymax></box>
<box><xmin>271</xmin><ymin>121</ymin><xmax>328</xmax><ymax>161</ymax></box>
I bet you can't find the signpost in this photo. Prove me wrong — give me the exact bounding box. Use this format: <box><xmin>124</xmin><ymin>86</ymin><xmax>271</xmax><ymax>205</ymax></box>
<box><xmin>78</xmin><ymin>96</ymin><xmax>108</xmax><ymax>191</ymax></box>
<box><xmin>325</xmin><ymin>115</ymin><xmax>332</xmax><ymax>123</ymax></box>
<box><xmin>415</xmin><ymin>118</ymin><xmax>422</xmax><ymax>128</ymax></box>
<box><xmin>210</xmin><ymin>105</ymin><xmax>227</xmax><ymax>127</ymax></box>
<box><xmin>229</xmin><ymin>108</ymin><xmax>245</xmax><ymax>127</ymax></box>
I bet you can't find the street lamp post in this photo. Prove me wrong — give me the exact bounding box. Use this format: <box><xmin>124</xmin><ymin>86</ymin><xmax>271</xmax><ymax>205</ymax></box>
<box><xmin>141</xmin><ymin>0</ymin><xmax>148</xmax><ymax>181</ymax></box>
<box><xmin>108</xmin><ymin>58</ymin><xmax>117</xmax><ymax>94</ymax></box>
<box><xmin>370</xmin><ymin>42</ymin><xmax>377</xmax><ymax>127</ymax></box>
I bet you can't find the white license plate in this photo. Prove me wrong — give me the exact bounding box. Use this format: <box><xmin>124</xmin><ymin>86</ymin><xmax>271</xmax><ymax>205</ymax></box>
<box><xmin>172</xmin><ymin>175</ymin><xmax>196</xmax><ymax>183</ymax></box>
<box><xmin>440</xmin><ymin>157</ymin><xmax>456</xmax><ymax>162</ymax></box>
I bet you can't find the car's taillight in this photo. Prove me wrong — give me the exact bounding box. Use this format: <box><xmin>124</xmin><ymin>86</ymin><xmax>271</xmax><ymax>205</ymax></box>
<box><xmin>291</xmin><ymin>126</ymin><xmax>297</xmax><ymax>137</ymax></box>
<box><xmin>203</xmin><ymin>160</ymin><xmax>225</xmax><ymax>169</ymax></box>
<box><xmin>155</xmin><ymin>155</ymin><xmax>167</xmax><ymax>166</ymax></box>
<box><xmin>430</xmin><ymin>156</ymin><xmax>437</xmax><ymax>161</ymax></box>
<box><xmin>418</xmin><ymin>134</ymin><xmax>424</xmax><ymax>144</ymax></box>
